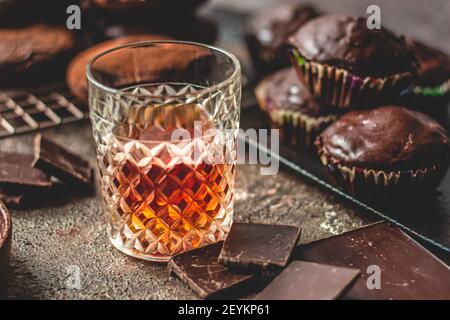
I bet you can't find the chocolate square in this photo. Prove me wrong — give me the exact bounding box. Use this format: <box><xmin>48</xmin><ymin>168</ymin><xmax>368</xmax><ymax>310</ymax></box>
<box><xmin>295</xmin><ymin>222</ymin><xmax>450</xmax><ymax>300</ymax></box>
<box><xmin>168</xmin><ymin>243</ymin><xmax>257</xmax><ymax>299</ymax></box>
<box><xmin>256</xmin><ymin>261</ymin><xmax>360</xmax><ymax>300</ymax></box>
<box><xmin>218</xmin><ymin>223</ymin><xmax>301</xmax><ymax>272</ymax></box>
<box><xmin>0</xmin><ymin>152</ymin><xmax>51</xmax><ymax>189</ymax></box>
<box><xmin>33</xmin><ymin>134</ymin><xmax>92</xmax><ymax>185</ymax></box>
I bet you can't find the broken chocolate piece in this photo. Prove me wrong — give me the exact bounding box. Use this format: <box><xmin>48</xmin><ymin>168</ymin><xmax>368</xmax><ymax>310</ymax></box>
<box><xmin>168</xmin><ymin>243</ymin><xmax>256</xmax><ymax>299</ymax></box>
<box><xmin>295</xmin><ymin>222</ymin><xmax>450</xmax><ymax>300</ymax></box>
<box><xmin>33</xmin><ymin>134</ymin><xmax>92</xmax><ymax>185</ymax></box>
<box><xmin>218</xmin><ymin>223</ymin><xmax>301</xmax><ymax>272</ymax></box>
<box><xmin>256</xmin><ymin>261</ymin><xmax>360</xmax><ymax>300</ymax></box>
<box><xmin>0</xmin><ymin>152</ymin><xmax>51</xmax><ymax>188</ymax></box>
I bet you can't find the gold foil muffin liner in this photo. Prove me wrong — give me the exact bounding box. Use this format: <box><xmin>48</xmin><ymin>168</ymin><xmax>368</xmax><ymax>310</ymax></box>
<box><xmin>316</xmin><ymin>137</ymin><xmax>450</xmax><ymax>205</ymax></box>
<box><xmin>290</xmin><ymin>49</ymin><xmax>415</xmax><ymax>109</ymax></box>
<box><xmin>255</xmin><ymin>80</ymin><xmax>337</xmax><ymax>148</ymax></box>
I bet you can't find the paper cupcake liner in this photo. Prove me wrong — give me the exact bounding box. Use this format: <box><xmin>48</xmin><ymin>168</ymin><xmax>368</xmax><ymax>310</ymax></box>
<box><xmin>290</xmin><ymin>49</ymin><xmax>415</xmax><ymax>109</ymax></box>
<box><xmin>398</xmin><ymin>79</ymin><xmax>450</xmax><ymax>121</ymax></box>
<box><xmin>316</xmin><ymin>138</ymin><xmax>449</xmax><ymax>205</ymax></box>
<box><xmin>255</xmin><ymin>81</ymin><xmax>337</xmax><ymax>148</ymax></box>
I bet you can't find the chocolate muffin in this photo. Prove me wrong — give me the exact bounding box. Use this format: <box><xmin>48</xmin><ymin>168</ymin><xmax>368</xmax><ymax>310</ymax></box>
<box><xmin>255</xmin><ymin>68</ymin><xmax>338</xmax><ymax>148</ymax></box>
<box><xmin>0</xmin><ymin>24</ymin><xmax>77</xmax><ymax>85</ymax></box>
<box><xmin>399</xmin><ymin>39</ymin><xmax>450</xmax><ymax>120</ymax></box>
<box><xmin>316</xmin><ymin>106</ymin><xmax>450</xmax><ymax>204</ymax></box>
<box><xmin>245</xmin><ymin>2</ymin><xmax>319</xmax><ymax>77</ymax></box>
<box><xmin>67</xmin><ymin>34</ymin><xmax>171</xmax><ymax>103</ymax></box>
<box><xmin>288</xmin><ymin>15</ymin><xmax>418</xmax><ymax>109</ymax></box>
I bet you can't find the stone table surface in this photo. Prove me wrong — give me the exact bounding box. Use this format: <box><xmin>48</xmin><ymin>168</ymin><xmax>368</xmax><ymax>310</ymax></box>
<box><xmin>2</xmin><ymin>121</ymin><xmax>377</xmax><ymax>299</ymax></box>
<box><xmin>2</xmin><ymin>0</ymin><xmax>450</xmax><ymax>300</ymax></box>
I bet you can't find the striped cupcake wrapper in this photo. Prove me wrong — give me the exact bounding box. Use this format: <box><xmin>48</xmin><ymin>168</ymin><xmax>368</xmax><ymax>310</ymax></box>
<box><xmin>290</xmin><ymin>48</ymin><xmax>415</xmax><ymax>109</ymax></box>
<box><xmin>397</xmin><ymin>79</ymin><xmax>450</xmax><ymax>121</ymax></box>
<box><xmin>316</xmin><ymin>137</ymin><xmax>449</xmax><ymax>205</ymax></box>
<box><xmin>255</xmin><ymin>80</ymin><xmax>338</xmax><ymax>148</ymax></box>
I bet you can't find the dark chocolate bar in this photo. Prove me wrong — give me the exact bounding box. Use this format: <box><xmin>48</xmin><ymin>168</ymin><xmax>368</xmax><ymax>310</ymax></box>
<box><xmin>256</xmin><ymin>260</ymin><xmax>360</xmax><ymax>300</ymax></box>
<box><xmin>218</xmin><ymin>223</ymin><xmax>301</xmax><ymax>272</ymax></box>
<box><xmin>168</xmin><ymin>243</ymin><xmax>257</xmax><ymax>299</ymax></box>
<box><xmin>0</xmin><ymin>152</ymin><xmax>51</xmax><ymax>188</ymax></box>
<box><xmin>33</xmin><ymin>134</ymin><xmax>92</xmax><ymax>185</ymax></box>
<box><xmin>295</xmin><ymin>222</ymin><xmax>450</xmax><ymax>300</ymax></box>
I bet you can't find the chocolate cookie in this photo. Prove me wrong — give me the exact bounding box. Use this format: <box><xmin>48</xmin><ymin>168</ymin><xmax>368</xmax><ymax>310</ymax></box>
<box><xmin>66</xmin><ymin>34</ymin><xmax>171</xmax><ymax>103</ymax></box>
<box><xmin>316</xmin><ymin>106</ymin><xmax>450</xmax><ymax>203</ymax></box>
<box><xmin>0</xmin><ymin>0</ymin><xmax>80</xmax><ymax>27</ymax></box>
<box><xmin>0</xmin><ymin>24</ymin><xmax>77</xmax><ymax>84</ymax></box>
<box><xmin>245</xmin><ymin>2</ymin><xmax>319</xmax><ymax>77</ymax></box>
<box><xmin>289</xmin><ymin>15</ymin><xmax>418</xmax><ymax>108</ymax></box>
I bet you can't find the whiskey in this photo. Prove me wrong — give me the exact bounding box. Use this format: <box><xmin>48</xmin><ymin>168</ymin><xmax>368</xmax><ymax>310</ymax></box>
<box><xmin>97</xmin><ymin>99</ymin><xmax>236</xmax><ymax>261</ymax></box>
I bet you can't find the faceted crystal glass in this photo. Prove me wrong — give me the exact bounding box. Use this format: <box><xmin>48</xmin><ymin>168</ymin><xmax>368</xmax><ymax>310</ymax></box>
<box><xmin>87</xmin><ymin>41</ymin><xmax>241</xmax><ymax>261</ymax></box>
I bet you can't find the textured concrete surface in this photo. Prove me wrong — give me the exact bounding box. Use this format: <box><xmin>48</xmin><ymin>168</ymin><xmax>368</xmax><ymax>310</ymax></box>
<box><xmin>2</xmin><ymin>121</ymin><xmax>377</xmax><ymax>299</ymax></box>
<box><xmin>2</xmin><ymin>0</ymin><xmax>450</xmax><ymax>300</ymax></box>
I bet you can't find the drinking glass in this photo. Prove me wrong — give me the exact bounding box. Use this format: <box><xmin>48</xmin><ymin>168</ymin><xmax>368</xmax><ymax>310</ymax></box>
<box><xmin>87</xmin><ymin>41</ymin><xmax>241</xmax><ymax>261</ymax></box>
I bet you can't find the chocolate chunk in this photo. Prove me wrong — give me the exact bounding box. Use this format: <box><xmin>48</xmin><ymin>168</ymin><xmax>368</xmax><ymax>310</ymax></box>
<box><xmin>168</xmin><ymin>243</ymin><xmax>256</xmax><ymax>299</ymax></box>
<box><xmin>295</xmin><ymin>222</ymin><xmax>450</xmax><ymax>300</ymax></box>
<box><xmin>256</xmin><ymin>261</ymin><xmax>360</xmax><ymax>300</ymax></box>
<box><xmin>33</xmin><ymin>134</ymin><xmax>92</xmax><ymax>185</ymax></box>
<box><xmin>218</xmin><ymin>223</ymin><xmax>301</xmax><ymax>272</ymax></box>
<box><xmin>0</xmin><ymin>152</ymin><xmax>51</xmax><ymax>188</ymax></box>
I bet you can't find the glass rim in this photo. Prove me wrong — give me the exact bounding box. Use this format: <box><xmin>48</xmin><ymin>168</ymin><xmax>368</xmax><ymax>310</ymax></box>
<box><xmin>86</xmin><ymin>40</ymin><xmax>241</xmax><ymax>99</ymax></box>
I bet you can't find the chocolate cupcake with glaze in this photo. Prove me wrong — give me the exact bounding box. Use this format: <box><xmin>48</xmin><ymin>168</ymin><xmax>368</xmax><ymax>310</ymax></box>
<box><xmin>399</xmin><ymin>39</ymin><xmax>450</xmax><ymax>121</ymax></box>
<box><xmin>245</xmin><ymin>2</ymin><xmax>319</xmax><ymax>77</ymax></box>
<box><xmin>288</xmin><ymin>15</ymin><xmax>418</xmax><ymax>109</ymax></box>
<box><xmin>316</xmin><ymin>106</ymin><xmax>450</xmax><ymax>204</ymax></box>
<box><xmin>256</xmin><ymin>68</ymin><xmax>338</xmax><ymax>148</ymax></box>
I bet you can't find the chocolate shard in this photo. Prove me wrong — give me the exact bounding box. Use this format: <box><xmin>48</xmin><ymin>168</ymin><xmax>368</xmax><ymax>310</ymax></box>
<box><xmin>295</xmin><ymin>222</ymin><xmax>450</xmax><ymax>300</ymax></box>
<box><xmin>218</xmin><ymin>223</ymin><xmax>301</xmax><ymax>272</ymax></box>
<box><xmin>0</xmin><ymin>152</ymin><xmax>52</xmax><ymax>189</ymax></box>
<box><xmin>33</xmin><ymin>134</ymin><xmax>92</xmax><ymax>185</ymax></box>
<box><xmin>256</xmin><ymin>260</ymin><xmax>360</xmax><ymax>300</ymax></box>
<box><xmin>168</xmin><ymin>242</ymin><xmax>257</xmax><ymax>299</ymax></box>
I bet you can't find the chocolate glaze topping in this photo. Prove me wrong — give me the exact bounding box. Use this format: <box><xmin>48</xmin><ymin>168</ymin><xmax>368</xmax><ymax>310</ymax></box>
<box><xmin>289</xmin><ymin>15</ymin><xmax>418</xmax><ymax>78</ymax></box>
<box><xmin>264</xmin><ymin>68</ymin><xmax>334</xmax><ymax>117</ymax></box>
<box><xmin>407</xmin><ymin>38</ymin><xmax>450</xmax><ymax>87</ymax></box>
<box><xmin>247</xmin><ymin>3</ymin><xmax>319</xmax><ymax>51</ymax></box>
<box><xmin>320</xmin><ymin>106</ymin><xmax>450</xmax><ymax>170</ymax></box>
